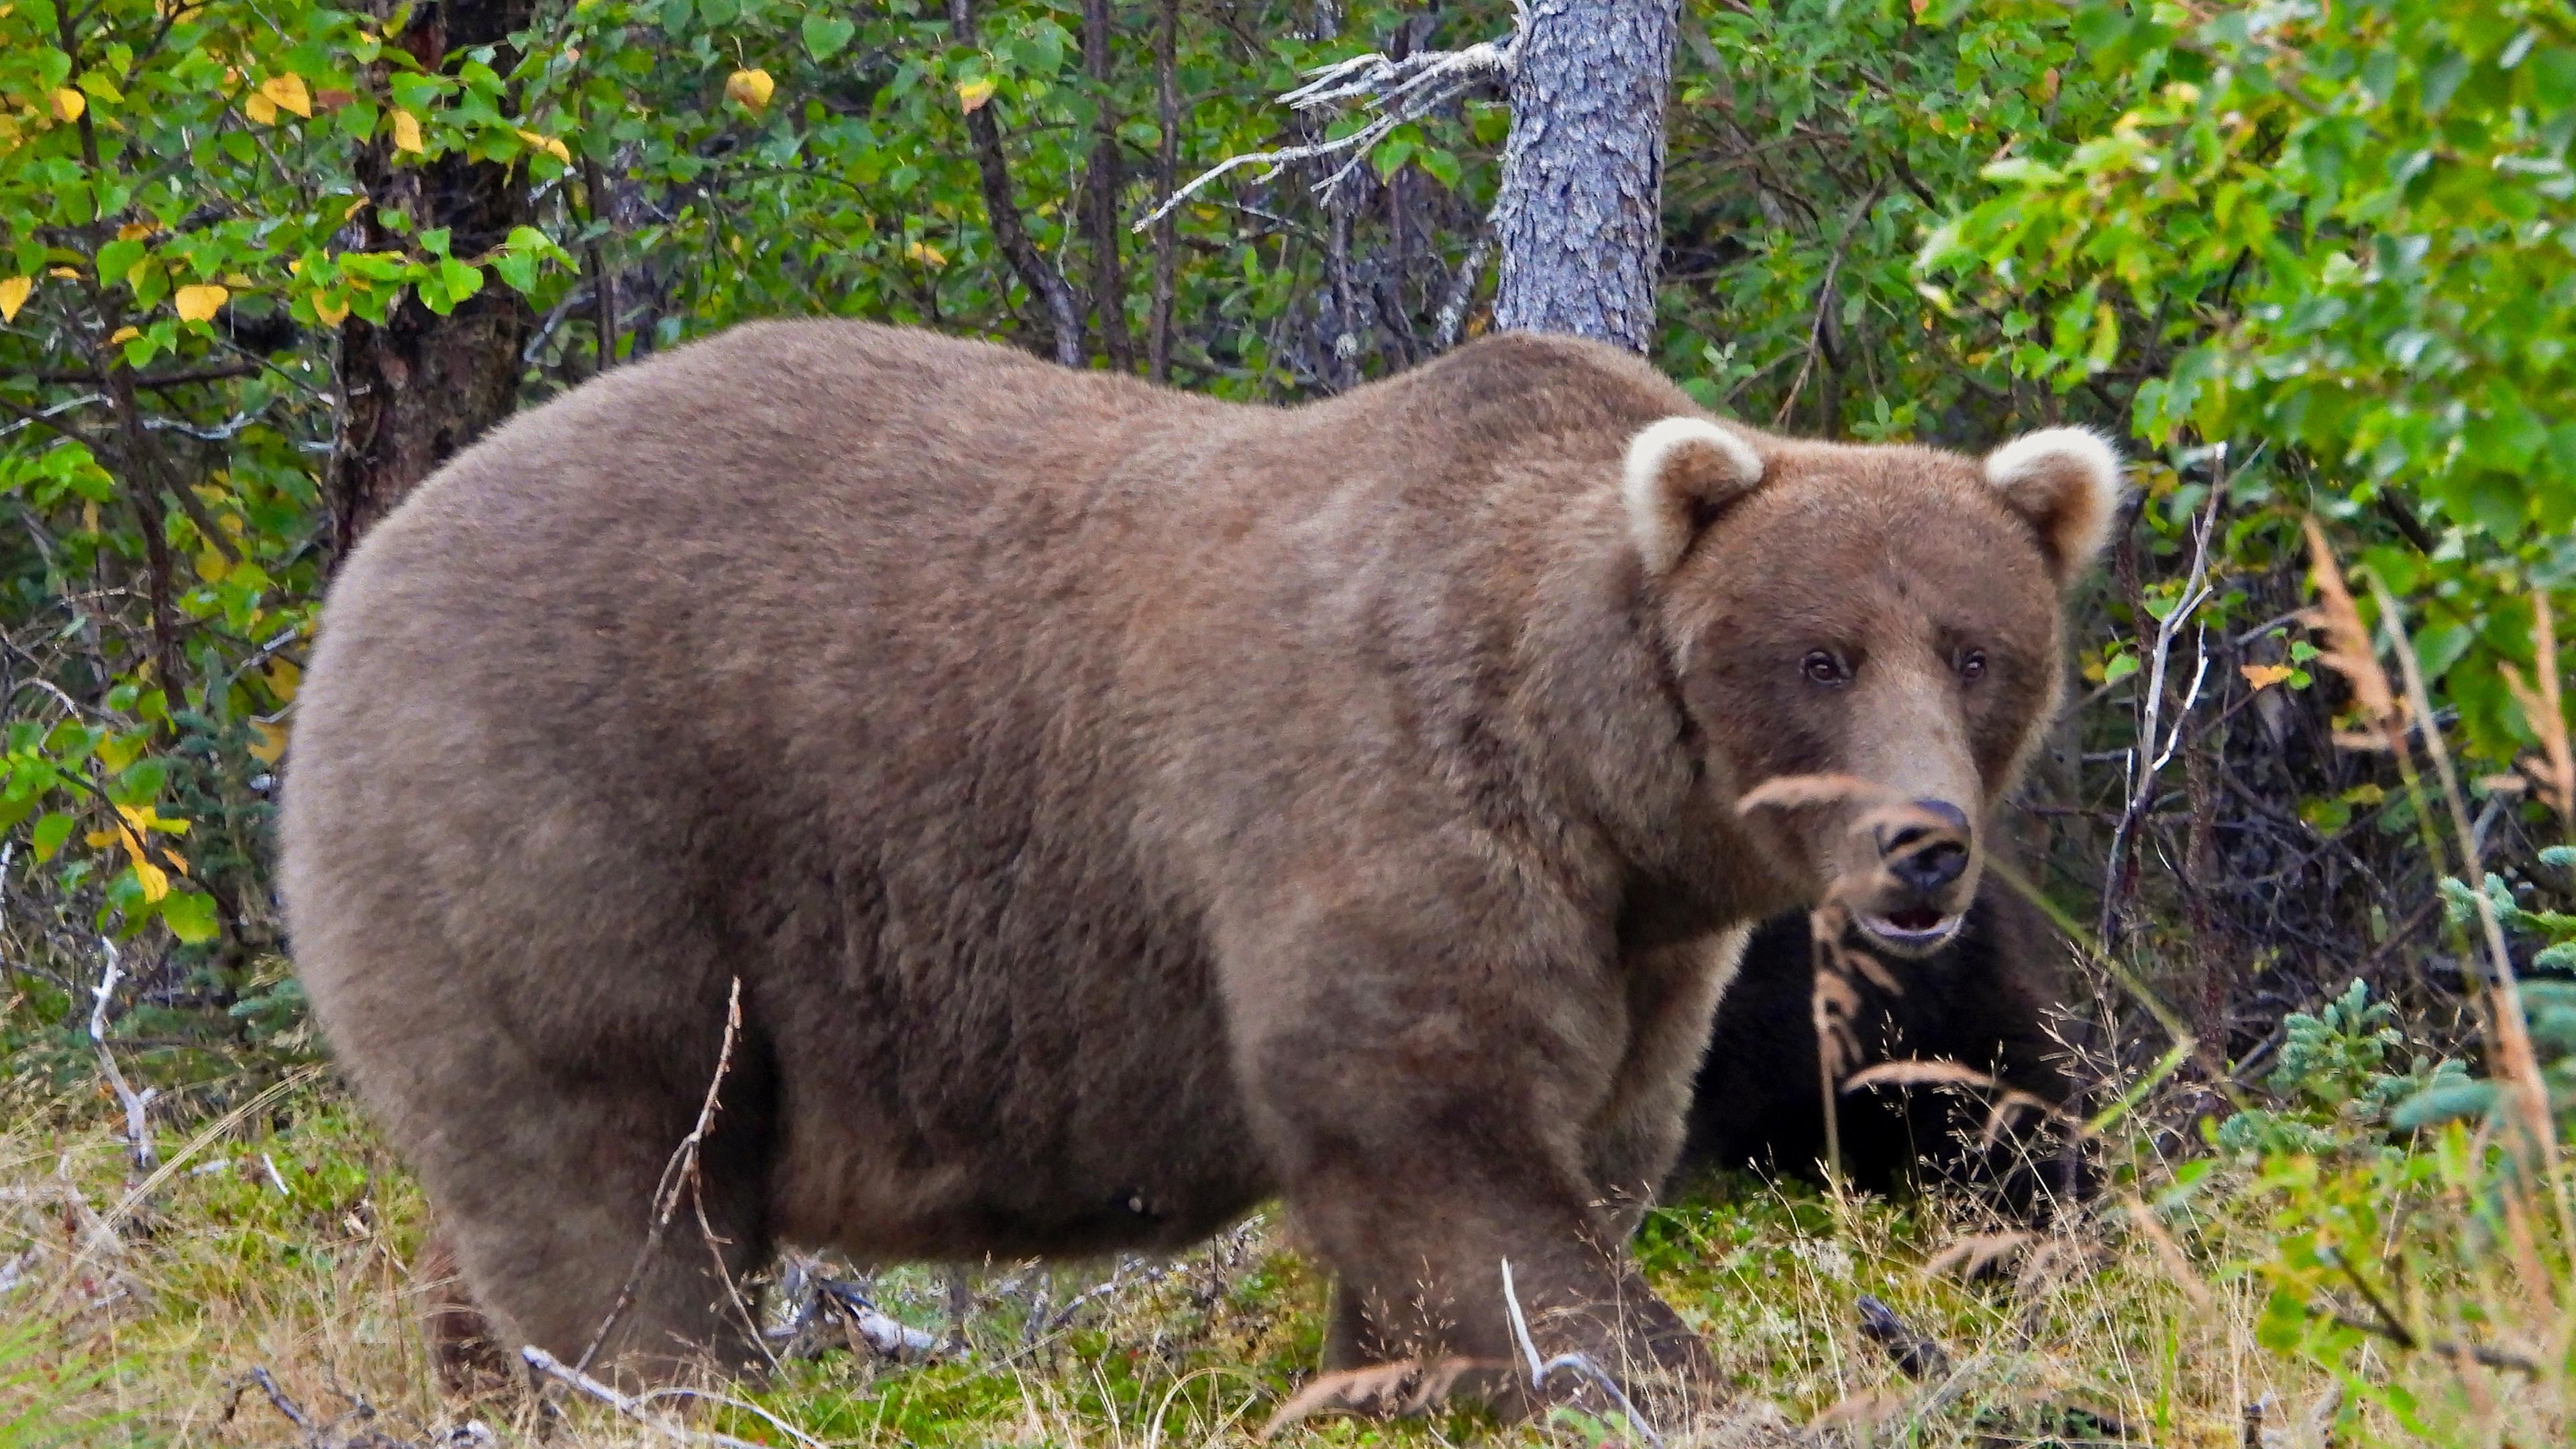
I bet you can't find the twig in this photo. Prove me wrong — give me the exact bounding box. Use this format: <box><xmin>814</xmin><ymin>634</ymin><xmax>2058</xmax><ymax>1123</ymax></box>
<box><xmin>2317</xmin><ymin>1309</ymin><xmax>2542</xmax><ymax>1378</ymax></box>
<box><xmin>89</xmin><ymin>938</ymin><xmax>159</xmax><ymax>1173</ymax></box>
<box><xmin>519</xmin><ymin>1346</ymin><xmax>774</xmax><ymax>1449</ymax></box>
<box><xmin>1431</xmin><ymin>229</ymin><xmax>1492</xmax><ymax>352</ymax></box>
<box><xmin>820</xmin><ymin>1279</ymin><xmax>947</xmax><ymax>1358</ymax></box>
<box><xmin>2098</xmin><ymin>447</ymin><xmax>2232</xmax><ymax>951</ymax></box>
<box><xmin>243</xmin><ymin>1367</ymin><xmax>313</xmax><ymax>1431</ymax></box>
<box><xmin>576</xmin><ymin>977</ymin><xmax>745</xmax><ymax>1374</ymax></box>
<box><xmin>1497</xmin><ymin>1259</ymin><xmax>1664</xmax><ymax>1448</ymax></box>
<box><xmin>1046</xmin><ymin>1254</ymin><xmax>1175</xmax><ymax>1332</ymax></box>
<box><xmin>1134</xmin><ymin>7</ymin><xmax>1524</xmax><ymax>232</ymax></box>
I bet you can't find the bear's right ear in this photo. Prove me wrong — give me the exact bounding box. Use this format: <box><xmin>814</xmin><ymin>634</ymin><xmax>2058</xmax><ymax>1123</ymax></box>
<box><xmin>1622</xmin><ymin>417</ymin><xmax>1767</xmax><ymax>576</ymax></box>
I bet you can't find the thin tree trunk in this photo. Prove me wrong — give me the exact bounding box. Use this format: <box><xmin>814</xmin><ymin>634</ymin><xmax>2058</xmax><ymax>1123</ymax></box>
<box><xmin>1147</xmin><ymin>0</ymin><xmax>1179</xmax><ymax>383</ymax></box>
<box><xmin>953</xmin><ymin>0</ymin><xmax>1085</xmax><ymax>366</ymax></box>
<box><xmin>325</xmin><ymin>0</ymin><xmax>537</xmax><ymax>564</ymax></box>
<box><xmin>1082</xmin><ymin>0</ymin><xmax>1133</xmax><ymax>370</ymax></box>
<box><xmin>1490</xmin><ymin>0</ymin><xmax>1676</xmax><ymax>352</ymax></box>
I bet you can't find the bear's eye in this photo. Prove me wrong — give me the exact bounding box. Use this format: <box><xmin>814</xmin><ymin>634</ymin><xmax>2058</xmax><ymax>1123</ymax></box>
<box><xmin>1957</xmin><ymin>648</ymin><xmax>1988</xmax><ymax>682</ymax></box>
<box><xmin>1801</xmin><ymin>650</ymin><xmax>1851</xmax><ymax>687</ymax></box>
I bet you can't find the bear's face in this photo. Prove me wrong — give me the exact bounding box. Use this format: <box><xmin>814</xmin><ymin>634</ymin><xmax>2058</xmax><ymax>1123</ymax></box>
<box><xmin>1623</xmin><ymin>420</ymin><xmax>2121</xmax><ymax>956</ymax></box>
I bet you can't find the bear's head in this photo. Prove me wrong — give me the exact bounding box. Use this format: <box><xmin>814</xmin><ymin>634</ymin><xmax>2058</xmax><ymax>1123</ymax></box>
<box><xmin>1623</xmin><ymin>417</ymin><xmax>2121</xmax><ymax>957</ymax></box>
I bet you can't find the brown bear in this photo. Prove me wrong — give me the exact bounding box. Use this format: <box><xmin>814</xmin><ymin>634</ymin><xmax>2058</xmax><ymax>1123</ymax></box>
<box><xmin>1680</xmin><ymin>881</ymin><xmax>2092</xmax><ymax>1220</ymax></box>
<box><xmin>279</xmin><ymin>321</ymin><xmax>2120</xmax><ymax>1403</ymax></box>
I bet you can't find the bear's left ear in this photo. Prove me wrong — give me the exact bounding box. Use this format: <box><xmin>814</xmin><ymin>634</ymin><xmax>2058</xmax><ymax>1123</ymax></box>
<box><xmin>1983</xmin><ymin>426</ymin><xmax>2126</xmax><ymax>586</ymax></box>
<box><xmin>1623</xmin><ymin>417</ymin><xmax>1767</xmax><ymax>576</ymax></box>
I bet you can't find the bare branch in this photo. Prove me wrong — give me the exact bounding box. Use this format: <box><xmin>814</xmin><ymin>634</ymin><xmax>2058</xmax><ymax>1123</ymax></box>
<box><xmin>2097</xmin><ymin>447</ymin><xmax>2231</xmax><ymax>950</ymax></box>
<box><xmin>519</xmin><ymin>1345</ymin><xmax>775</xmax><ymax>1449</ymax></box>
<box><xmin>90</xmin><ymin>938</ymin><xmax>159</xmax><ymax>1174</ymax></box>
<box><xmin>576</xmin><ymin>977</ymin><xmax>745</xmax><ymax>1374</ymax></box>
<box><xmin>1134</xmin><ymin>13</ymin><xmax>1521</xmax><ymax>233</ymax></box>
<box><xmin>1497</xmin><ymin>1258</ymin><xmax>1664</xmax><ymax>1447</ymax></box>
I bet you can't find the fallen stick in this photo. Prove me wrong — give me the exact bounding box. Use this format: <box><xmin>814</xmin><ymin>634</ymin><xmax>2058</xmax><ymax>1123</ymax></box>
<box><xmin>520</xmin><ymin>1345</ymin><xmax>800</xmax><ymax>1449</ymax></box>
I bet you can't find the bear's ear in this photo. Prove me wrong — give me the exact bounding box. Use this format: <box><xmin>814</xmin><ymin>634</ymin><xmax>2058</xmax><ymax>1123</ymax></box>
<box><xmin>1623</xmin><ymin>417</ymin><xmax>1767</xmax><ymax>576</ymax></box>
<box><xmin>1983</xmin><ymin>426</ymin><xmax>2126</xmax><ymax>586</ymax></box>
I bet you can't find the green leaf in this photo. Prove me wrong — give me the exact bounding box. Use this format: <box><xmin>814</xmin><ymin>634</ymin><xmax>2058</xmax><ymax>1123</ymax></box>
<box><xmin>161</xmin><ymin>889</ymin><xmax>220</xmax><ymax>945</ymax></box>
<box><xmin>31</xmin><ymin>811</ymin><xmax>74</xmax><ymax>861</ymax></box>
<box><xmin>802</xmin><ymin>13</ymin><xmax>855</xmax><ymax>62</ymax></box>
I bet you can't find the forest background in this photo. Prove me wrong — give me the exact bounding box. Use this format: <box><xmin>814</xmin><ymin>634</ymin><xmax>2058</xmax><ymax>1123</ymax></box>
<box><xmin>4</xmin><ymin>0</ymin><xmax>2576</xmax><ymax>1444</ymax></box>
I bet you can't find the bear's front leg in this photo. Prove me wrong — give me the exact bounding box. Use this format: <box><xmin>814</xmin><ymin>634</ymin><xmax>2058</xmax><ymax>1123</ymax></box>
<box><xmin>1220</xmin><ymin>894</ymin><xmax>1716</xmax><ymax>1415</ymax></box>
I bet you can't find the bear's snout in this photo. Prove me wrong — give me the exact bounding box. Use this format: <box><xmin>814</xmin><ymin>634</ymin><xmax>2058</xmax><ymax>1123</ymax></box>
<box><xmin>1875</xmin><ymin>800</ymin><xmax>1971</xmax><ymax>895</ymax></box>
<box><xmin>1839</xmin><ymin>799</ymin><xmax>1980</xmax><ymax>957</ymax></box>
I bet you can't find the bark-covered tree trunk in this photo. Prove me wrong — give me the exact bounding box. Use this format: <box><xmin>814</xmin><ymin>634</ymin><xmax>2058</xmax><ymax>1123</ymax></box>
<box><xmin>1081</xmin><ymin>0</ymin><xmax>1134</xmax><ymax>370</ymax></box>
<box><xmin>324</xmin><ymin>0</ymin><xmax>537</xmax><ymax>564</ymax></box>
<box><xmin>1489</xmin><ymin>0</ymin><xmax>1677</xmax><ymax>353</ymax></box>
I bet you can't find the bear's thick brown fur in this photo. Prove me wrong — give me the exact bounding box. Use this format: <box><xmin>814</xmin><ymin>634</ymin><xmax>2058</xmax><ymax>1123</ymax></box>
<box><xmin>281</xmin><ymin>321</ymin><xmax>2118</xmax><ymax>1401</ymax></box>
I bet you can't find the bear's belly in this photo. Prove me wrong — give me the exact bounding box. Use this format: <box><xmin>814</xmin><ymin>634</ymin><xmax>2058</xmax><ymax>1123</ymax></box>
<box><xmin>758</xmin><ymin>920</ymin><xmax>1273</xmax><ymax>1263</ymax></box>
<box><xmin>766</xmin><ymin>1077</ymin><xmax>1273</xmax><ymax>1263</ymax></box>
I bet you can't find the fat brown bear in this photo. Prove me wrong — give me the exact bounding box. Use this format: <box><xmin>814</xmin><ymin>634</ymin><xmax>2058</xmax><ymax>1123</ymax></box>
<box><xmin>279</xmin><ymin>321</ymin><xmax>2121</xmax><ymax>1401</ymax></box>
<box><xmin>1682</xmin><ymin>881</ymin><xmax>2092</xmax><ymax>1219</ymax></box>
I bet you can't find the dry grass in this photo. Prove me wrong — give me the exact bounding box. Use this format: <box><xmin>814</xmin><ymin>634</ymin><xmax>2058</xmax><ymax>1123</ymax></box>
<box><xmin>0</xmin><ymin>1069</ymin><xmax>2379</xmax><ymax>1449</ymax></box>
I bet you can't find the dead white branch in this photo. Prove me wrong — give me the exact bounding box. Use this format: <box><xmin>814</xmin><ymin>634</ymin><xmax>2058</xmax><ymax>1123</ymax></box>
<box><xmin>1497</xmin><ymin>1258</ymin><xmax>1664</xmax><ymax>1448</ymax></box>
<box><xmin>2097</xmin><ymin>445</ymin><xmax>2248</xmax><ymax>947</ymax></box>
<box><xmin>519</xmin><ymin>1345</ymin><xmax>789</xmax><ymax>1449</ymax></box>
<box><xmin>1134</xmin><ymin>4</ymin><xmax>1525</xmax><ymax>233</ymax></box>
<box><xmin>90</xmin><ymin>938</ymin><xmax>159</xmax><ymax>1173</ymax></box>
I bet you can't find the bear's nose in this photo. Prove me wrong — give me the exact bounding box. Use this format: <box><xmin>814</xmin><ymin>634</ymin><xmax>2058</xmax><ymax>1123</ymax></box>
<box><xmin>1874</xmin><ymin>801</ymin><xmax>1971</xmax><ymax>896</ymax></box>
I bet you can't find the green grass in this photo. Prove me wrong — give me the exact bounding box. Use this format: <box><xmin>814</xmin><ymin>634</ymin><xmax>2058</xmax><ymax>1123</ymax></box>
<box><xmin>1</xmin><ymin>1071</ymin><xmax>2558</xmax><ymax>1448</ymax></box>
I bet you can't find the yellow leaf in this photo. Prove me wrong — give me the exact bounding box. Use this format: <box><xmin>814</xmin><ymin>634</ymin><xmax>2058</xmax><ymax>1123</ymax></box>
<box><xmin>107</xmin><ymin>325</ymin><xmax>140</xmax><ymax>343</ymax></box>
<box><xmin>311</xmin><ymin>292</ymin><xmax>350</xmax><ymax>326</ymax></box>
<box><xmin>391</xmin><ymin>108</ymin><xmax>424</xmax><ymax>154</ymax></box>
<box><xmin>956</xmin><ymin>76</ymin><xmax>996</xmax><ymax>113</ymax></box>
<box><xmin>133</xmin><ymin>855</ymin><xmax>170</xmax><ymax>904</ymax></box>
<box><xmin>223</xmin><ymin>272</ymin><xmax>254</xmax><ymax>288</ymax></box>
<box><xmin>248</xmin><ymin>718</ymin><xmax>290</xmax><ymax>765</ymax></box>
<box><xmin>2239</xmin><ymin>663</ymin><xmax>2295</xmax><ymax>691</ymax></box>
<box><xmin>244</xmin><ymin>92</ymin><xmax>277</xmax><ymax>125</ymax></box>
<box><xmin>50</xmin><ymin>87</ymin><xmax>84</xmax><ymax>122</ymax></box>
<box><xmin>174</xmin><ymin>282</ymin><xmax>229</xmax><ymax>323</ymax></box>
<box><xmin>259</xmin><ymin>73</ymin><xmax>312</xmax><ymax>119</ymax></box>
<box><xmin>0</xmin><ymin>274</ymin><xmax>30</xmax><ymax>323</ymax></box>
<box><xmin>162</xmin><ymin>847</ymin><xmax>189</xmax><ymax>876</ymax></box>
<box><xmin>515</xmin><ymin>127</ymin><xmax>570</xmax><ymax>164</ymax></box>
<box><xmin>906</xmin><ymin>239</ymin><xmax>947</xmax><ymax>267</ymax></box>
<box><xmin>122</xmin><ymin>804</ymin><xmax>188</xmax><ymax>837</ymax></box>
<box><xmin>116</xmin><ymin>221</ymin><xmax>156</xmax><ymax>241</ymax></box>
<box><xmin>725</xmin><ymin>67</ymin><xmax>775</xmax><ymax>111</ymax></box>
<box><xmin>264</xmin><ymin>659</ymin><xmax>301</xmax><ymax>702</ymax></box>
<box><xmin>196</xmin><ymin>549</ymin><xmax>231</xmax><ymax>582</ymax></box>
<box><xmin>85</xmin><ymin>829</ymin><xmax>118</xmax><ymax>849</ymax></box>
<box><xmin>48</xmin><ymin>266</ymin><xmax>80</xmax><ymax>278</ymax></box>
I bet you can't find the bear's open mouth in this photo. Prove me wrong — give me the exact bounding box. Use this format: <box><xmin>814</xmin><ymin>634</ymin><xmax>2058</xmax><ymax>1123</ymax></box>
<box><xmin>1856</xmin><ymin>906</ymin><xmax>1965</xmax><ymax>951</ymax></box>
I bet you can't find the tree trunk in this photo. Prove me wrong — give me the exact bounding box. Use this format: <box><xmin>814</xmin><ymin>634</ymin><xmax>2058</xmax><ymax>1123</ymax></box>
<box><xmin>1081</xmin><ymin>0</ymin><xmax>1133</xmax><ymax>370</ymax></box>
<box><xmin>324</xmin><ymin>0</ymin><xmax>537</xmax><ymax>564</ymax></box>
<box><xmin>1489</xmin><ymin>0</ymin><xmax>1676</xmax><ymax>352</ymax></box>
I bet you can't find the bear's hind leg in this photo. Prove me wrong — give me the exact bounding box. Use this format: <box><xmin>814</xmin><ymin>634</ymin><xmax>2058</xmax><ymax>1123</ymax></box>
<box><xmin>394</xmin><ymin>1033</ymin><xmax>780</xmax><ymax>1385</ymax></box>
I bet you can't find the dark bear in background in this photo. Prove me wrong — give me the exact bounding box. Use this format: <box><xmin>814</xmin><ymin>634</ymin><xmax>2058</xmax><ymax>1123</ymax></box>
<box><xmin>1680</xmin><ymin>881</ymin><xmax>2090</xmax><ymax>1217</ymax></box>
